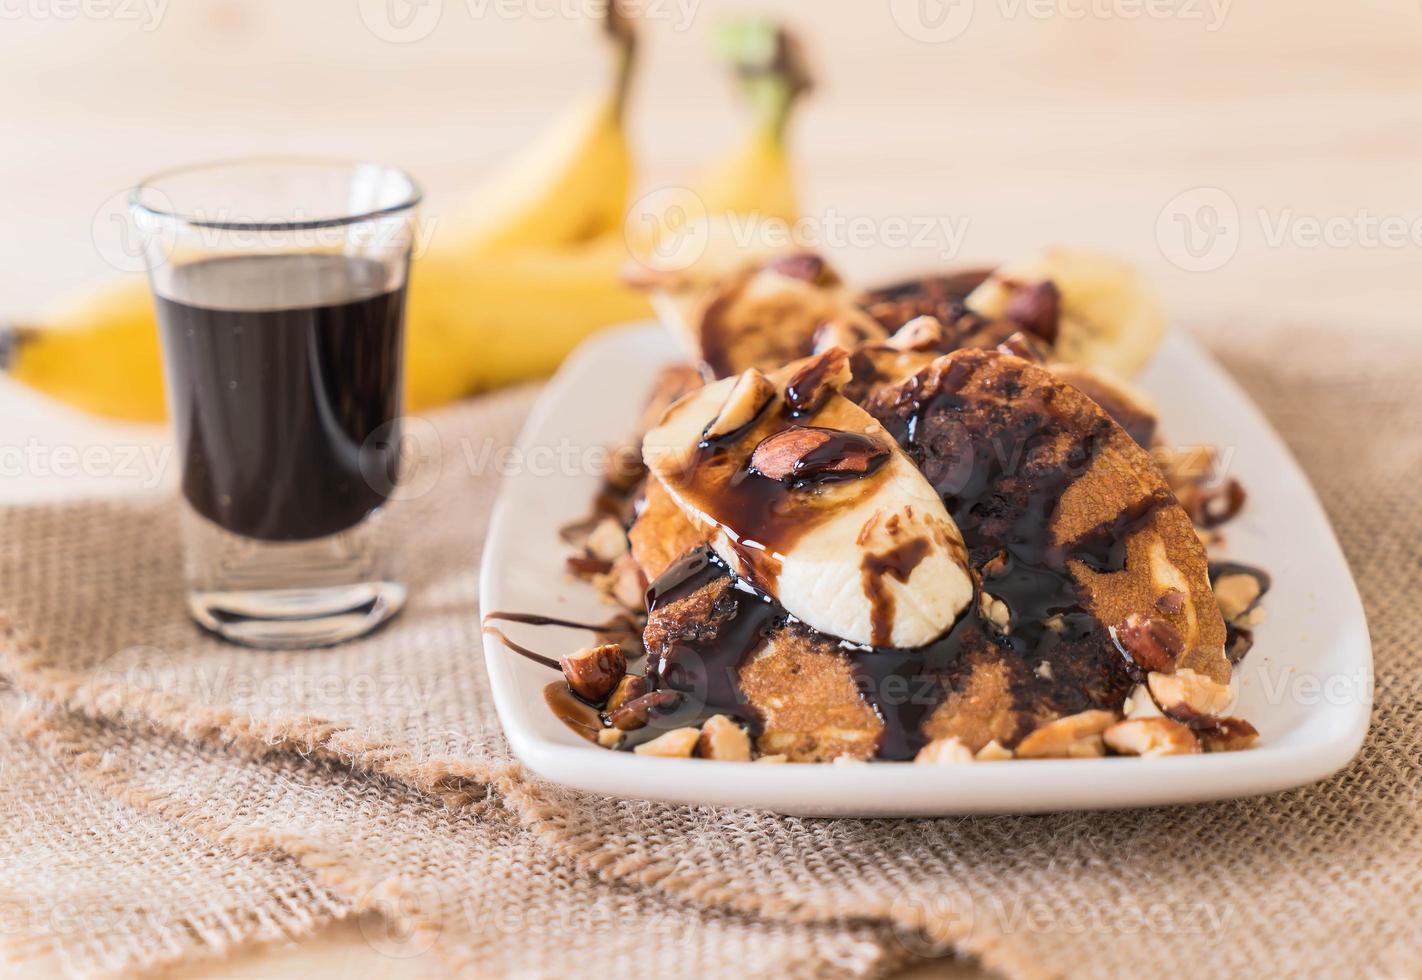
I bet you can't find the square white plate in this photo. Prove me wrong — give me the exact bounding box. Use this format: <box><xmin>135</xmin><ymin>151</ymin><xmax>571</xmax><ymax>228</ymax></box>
<box><xmin>480</xmin><ymin>324</ymin><xmax>1371</xmax><ymax>816</ymax></box>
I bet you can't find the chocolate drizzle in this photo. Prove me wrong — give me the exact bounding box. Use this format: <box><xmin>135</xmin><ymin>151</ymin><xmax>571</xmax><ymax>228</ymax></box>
<box><xmin>660</xmin><ymin>396</ymin><xmax>894</xmax><ymax>592</ymax></box>
<box><xmin>862</xmin><ymin>538</ymin><xmax>932</xmax><ymax>646</ymax></box>
<box><xmin>645</xmin><ymin>352</ymin><xmax>1155</xmax><ymax>759</ymax></box>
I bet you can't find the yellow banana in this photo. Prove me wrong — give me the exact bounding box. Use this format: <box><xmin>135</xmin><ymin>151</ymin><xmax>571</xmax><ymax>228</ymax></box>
<box><xmin>696</xmin><ymin>19</ymin><xmax>810</xmax><ymax>223</ymax></box>
<box><xmin>404</xmin><ymin>241</ymin><xmax>650</xmax><ymax>408</ymax></box>
<box><xmin>2</xmin><ymin>5</ymin><xmax>642</xmax><ymax>423</ymax></box>
<box><xmin>443</xmin><ymin>7</ymin><xmax>636</xmax><ymax>255</ymax></box>
<box><xmin>3</xmin><ymin>281</ymin><xmax>167</xmax><ymax>422</ymax></box>
<box><xmin>1</xmin><ymin>244</ymin><xmax>651</xmax><ymax>422</ymax></box>
<box><xmin>1</xmin><ymin>14</ymin><xmax>810</xmax><ymax>424</ymax></box>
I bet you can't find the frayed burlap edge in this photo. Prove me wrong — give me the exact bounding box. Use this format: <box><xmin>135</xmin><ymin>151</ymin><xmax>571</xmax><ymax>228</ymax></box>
<box><xmin>0</xmin><ymin>608</ymin><xmax>1045</xmax><ymax>979</ymax></box>
<box><xmin>0</xmin><ymin>610</ymin><xmax>514</xmax><ymax>805</ymax></box>
<box><xmin>16</xmin><ymin>706</ymin><xmax>919</xmax><ymax>980</ymax></box>
<box><xmin>14</xmin><ymin>706</ymin><xmax>500</xmax><ymax>977</ymax></box>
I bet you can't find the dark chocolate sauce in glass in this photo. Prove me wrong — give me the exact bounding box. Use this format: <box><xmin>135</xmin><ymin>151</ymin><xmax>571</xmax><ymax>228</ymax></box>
<box><xmin>155</xmin><ymin>253</ymin><xmax>404</xmax><ymax>542</ymax></box>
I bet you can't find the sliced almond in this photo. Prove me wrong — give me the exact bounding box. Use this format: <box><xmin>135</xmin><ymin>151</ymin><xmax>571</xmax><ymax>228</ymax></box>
<box><xmin>1103</xmin><ymin>717</ymin><xmax>1200</xmax><ymax>757</ymax></box>
<box><xmin>754</xmin><ymin>753</ymin><xmax>789</xmax><ymax>764</ymax></box>
<box><xmin>633</xmin><ymin>727</ymin><xmax>701</xmax><ymax>758</ymax></box>
<box><xmin>1015</xmin><ymin>709</ymin><xmax>1118</xmax><ymax>759</ymax></box>
<box><xmin>702</xmin><ymin>368</ymin><xmax>775</xmax><ymax>441</ymax></box>
<box><xmin>748</xmin><ymin>425</ymin><xmax>889</xmax><ymax>484</ymax></box>
<box><xmin>698</xmin><ymin>714</ymin><xmax>752</xmax><ymax>761</ymax></box>
<box><xmin>915</xmin><ymin>736</ymin><xmax>975</xmax><ymax>764</ymax></box>
<box><xmin>1147</xmin><ymin>668</ymin><xmax>1233</xmax><ymax>723</ymax></box>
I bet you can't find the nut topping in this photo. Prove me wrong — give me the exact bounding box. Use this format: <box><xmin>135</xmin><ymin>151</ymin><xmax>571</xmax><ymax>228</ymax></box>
<box><xmin>585</xmin><ymin>517</ymin><xmax>629</xmax><ymax>563</ymax></box>
<box><xmin>633</xmin><ymin>727</ymin><xmax>701</xmax><ymax>758</ymax></box>
<box><xmin>1002</xmin><ymin>279</ymin><xmax>1061</xmax><ymax>344</ymax></box>
<box><xmin>703</xmin><ymin>369</ymin><xmax>775</xmax><ymax>442</ymax></box>
<box><xmin>749</xmin><ymin>426</ymin><xmax>889</xmax><ymax>484</ymax></box>
<box><xmin>996</xmin><ymin>331</ymin><xmax>1052</xmax><ymax>364</ymax></box>
<box><xmin>606</xmin><ymin>690</ymin><xmax>683</xmax><ymax>731</ymax></box>
<box><xmin>1214</xmin><ymin>572</ymin><xmax>1263</xmax><ymax>623</ymax></box>
<box><xmin>764</xmin><ymin>253</ymin><xmax>834</xmax><ymax>285</ymax></box>
<box><xmin>596</xmin><ymin>728</ymin><xmax>626</xmax><ymax>749</ymax></box>
<box><xmin>975</xmin><ymin>740</ymin><xmax>1013</xmax><ymax>761</ymax></box>
<box><xmin>1014</xmin><ymin>709</ymin><xmax>1118</xmax><ymax>759</ymax></box>
<box><xmin>812</xmin><ymin>316</ymin><xmax>882</xmax><ymax>354</ymax></box>
<box><xmin>1147</xmin><ymin>668</ymin><xmax>1233</xmax><ymax>724</ymax></box>
<box><xmin>1196</xmin><ymin>717</ymin><xmax>1260</xmax><ymax>752</ymax></box>
<box><xmin>604</xmin><ymin>674</ymin><xmax>649</xmax><ymax>714</ymax></box>
<box><xmin>886</xmin><ymin>315</ymin><xmax>949</xmax><ymax>352</ymax></box>
<box><xmin>783</xmin><ymin>347</ymin><xmax>851</xmax><ymax>415</ymax></box>
<box><xmin>698</xmin><ymin>714</ymin><xmax>753</xmax><ymax>761</ymax></box>
<box><xmin>1155</xmin><ymin>588</ymin><xmax>1186</xmax><ymax>615</ymax></box>
<box><xmin>914</xmin><ymin>736</ymin><xmax>975</xmax><ymax>764</ymax></box>
<box><xmin>1111</xmin><ymin>613</ymin><xmax>1184</xmax><ymax>675</ymax></box>
<box><xmin>1103</xmin><ymin>717</ymin><xmax>1201</xmax><ymax>756</ymax></box>
<box><xmin>559</xmin><ymin>643</ymin><xmax>626</xmax><ymax>704</ymax></box>
<box><xmin>979</xmin><ymin>592</ymin><xmax>1011</xmax><ymax>632</ymax></box>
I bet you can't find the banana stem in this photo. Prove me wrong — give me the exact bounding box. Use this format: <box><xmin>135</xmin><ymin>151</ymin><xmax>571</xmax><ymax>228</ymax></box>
<box><xmin>716</xmin><ymin>20</ymin><xmax>812</xmax><ymax>143</ymax></box>
<box><xmin>604</xmin><ymin>0</ymin><xmax>638</xmax><ymax>118</ymax></box>
<box><xmin>0</xmin><ymin>323</ymin><xmax>21</xmax><ymax>373</ymax></box>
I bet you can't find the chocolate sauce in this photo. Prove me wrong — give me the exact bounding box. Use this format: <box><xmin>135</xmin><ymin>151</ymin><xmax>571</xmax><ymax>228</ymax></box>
<box><xmin>155</xmin><ymin>253</ymin><xmax>404</xmax><ymax>542</ymax></box>
<box><xmin>645</xmin><ymin>352</ymin><xmax>1148</xmax><ymax>759</ymax></box>
<box><xmin>781</xmin><ymin>428</ymin><xmax>890</xmax><ymax>486</ymax></box>
<box><xmin>481</xmin><ymin>625</ymin><xmax>561</xmax><ymax>671</ymax></box>
<box><xmin>543</xmin><ymin>682</ymin><xmax>603</xmax><ymax>742</ymax></box>
<box><xmin>645</xmin><ymin>547</ymin><xmax>778</xmax><ymax>732</ymax></box>
<box><xmin>662</xmin><ymin>405</ymin><xmax>894</xmax><ymax>591</ymax></box>
<box><xmin>483</xmin><ymin>610</ymin><xmax>638</xmax><ymax>636</ymax></box>
<box><xmin>862</xmin><ymin>538</ymin><xmax>932</xmax><ymax>646</ymax></box>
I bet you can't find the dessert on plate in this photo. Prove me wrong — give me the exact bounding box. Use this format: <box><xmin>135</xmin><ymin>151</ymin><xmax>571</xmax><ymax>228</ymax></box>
<box><xmin>487</xmin><ymin>247</ymin><xmax>1270</xmax><ymax>763</ymax></box>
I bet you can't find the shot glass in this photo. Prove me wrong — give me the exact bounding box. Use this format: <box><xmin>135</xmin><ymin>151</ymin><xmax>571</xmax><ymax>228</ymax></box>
<box><xmin>130</xmin><ymin>158</ymin><xmax>421</xmax><ymax>648</ymax></box>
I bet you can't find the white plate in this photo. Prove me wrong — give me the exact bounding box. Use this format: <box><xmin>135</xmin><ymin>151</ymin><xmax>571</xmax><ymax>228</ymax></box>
<box><xmin>480</xmin><ymin>324</ymin><xmax>1371</xmax><ymax>816</ymax></box>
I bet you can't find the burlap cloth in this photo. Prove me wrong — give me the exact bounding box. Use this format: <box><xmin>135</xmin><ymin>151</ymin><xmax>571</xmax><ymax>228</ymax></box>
<box><xmin>2</xmin><ymin>323</ymin><xmax>1419</xmax><ymax>978</ymax></box>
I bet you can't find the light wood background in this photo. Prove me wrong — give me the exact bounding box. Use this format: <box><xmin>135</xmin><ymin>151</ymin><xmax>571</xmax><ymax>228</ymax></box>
<box><xmin>2</xmin><ymin>0</ymin><xmax>1418</xmax><ymax>975</ymax></box>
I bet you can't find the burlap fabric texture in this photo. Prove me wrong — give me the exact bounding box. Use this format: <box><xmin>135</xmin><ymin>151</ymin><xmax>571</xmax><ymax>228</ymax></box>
<box><xmin>1</xmin><ymin>324</ymin><xmax>1418</xmax><ymax>978</ymax></box>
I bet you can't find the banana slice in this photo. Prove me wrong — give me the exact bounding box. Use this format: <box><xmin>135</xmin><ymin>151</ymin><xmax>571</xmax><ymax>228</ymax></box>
<box><xmin>642</xmin><ymin>355</ymin><xmax>973</xmax><ymax>648</ymax></box>
<box><xmin>967</xmin><ymin>247</ymin><xmax>1166</xmax><ymax>379</ymax></box>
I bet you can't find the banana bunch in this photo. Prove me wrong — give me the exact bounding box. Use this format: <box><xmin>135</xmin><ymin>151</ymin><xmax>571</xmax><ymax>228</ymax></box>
<box><xmin>1</xmin><ymin>13</ymin><xmax>808</xmax><ymax>422</ymax></box>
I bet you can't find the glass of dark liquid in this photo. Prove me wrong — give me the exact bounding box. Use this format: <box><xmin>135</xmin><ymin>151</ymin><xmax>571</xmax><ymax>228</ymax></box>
<box><xmin>130</xmin><ymin>159</ymin><xmax>421</xmax><ymax>648</ymax></box>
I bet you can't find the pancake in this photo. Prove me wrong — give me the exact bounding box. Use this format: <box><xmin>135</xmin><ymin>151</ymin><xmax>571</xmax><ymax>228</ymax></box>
<box><xmin>637</xmin><ymin>348</ymin><xmax>1228</xmax><ymax>760</ymax></box>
